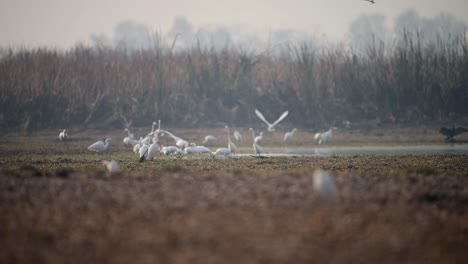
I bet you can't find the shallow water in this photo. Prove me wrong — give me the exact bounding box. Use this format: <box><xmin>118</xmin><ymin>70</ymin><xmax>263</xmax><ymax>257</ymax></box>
<box><xmin>238</xmin><ymin>144</ymin><xmax>468</xmax><ymax>157</ymax></box>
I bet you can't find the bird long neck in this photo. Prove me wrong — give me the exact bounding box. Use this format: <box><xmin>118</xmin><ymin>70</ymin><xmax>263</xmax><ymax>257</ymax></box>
<box><xmin>226</xmin><ymin>127</ymin><xmax>231</xmax><ymax>144</ymax></box>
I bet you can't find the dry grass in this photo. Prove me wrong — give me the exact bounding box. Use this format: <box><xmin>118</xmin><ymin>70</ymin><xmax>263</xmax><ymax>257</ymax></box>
<box><xmin>1</xmin><ymin>31</ymin><xmax>467</xmax><ymax>132</ymax></box>
<box><xmin>1</xmin><ymin>128</ymin><xmax>468</xmax><ymax>263</ymax></box>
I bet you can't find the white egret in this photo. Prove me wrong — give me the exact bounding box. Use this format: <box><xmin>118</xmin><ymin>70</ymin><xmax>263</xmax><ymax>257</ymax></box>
<box><xmin>249</xmin><ymin>128</ymin><xmax>265</xmax><ymax>155</ymax></box>
<box><xmin>233</xmin><ymin>130</ymin><xmax>242</xmax><ymax>142</ymax></box>
<box><xmin>313</xmin><ymin>169</ymin><xmax>337</xmax><ymax>205</ymax></box>
<box><xmin>225</xmin><ymin>125</ymin><xmax>236</xmax><ymax>155</ymax></box>
<box><xmin>138</xmin><ymin>144</ymin><xmax>149</xmax><ymax>162</ymax></box>
<box><xmin>283</xmin><ymin>128</ymin><xmax>297</xmax><ymax>143</ymax></box>
<box><xmin>123</xmin><ymin>128</ymin><xmax>135</xmax><ymax>146</ymax></box>
<box><xmin>102</xmin><ymin>160</ymin><xmax>119</xmax><ymax>172</ymax></box>
<box><xmin>314</xmin><ymin>129</ymin><xmax>333</xmax><ymax>144</ymax></box>
<box><xmin>185</xmin><ymin>144</ymin><xmax>212</xmax><ymax>154</ymax></box>
<box><xmin>59</xmin><ymin>129</ymin><xmax>68</xmax><ymax>141</ymax></box>
<box><xmin>88</xmin><ymin>138</ymin><xmax>111</xmax><ymax>152</ymax></box>
<box><xmin>254</xmin><ymin>132</ymin><xmax>263</xmax><ymax>144</ymax></box>
<box><xmin>133</xmin><ymin>139</ymin><xmax>143</xmax><ymax>154</ymax></box>
<box><xmin>161</xmin><ymin>146</ymin><xmax>183</xmax><ymax>155</ymax></box>
<box><xmin>159</xmin><ymin>129</ymin><xmax>189</xmax><ymax>149</ymax></box>
<box><xmin>212</xmin><ymin>147</ymin><xmax>231</xmax><ymax>156</ymax></box>
<box><xmin>202</xmin><ymin>135</ymin><xmax>217</xmax><ymax>144</ymax></box>
<box><xmin>147</xmin><ymin>142</ymin><xmax>160</xmax><ymax>160</ymax></box>
<box><xmin>255</xmin><ymin>109</ymin><xmax>289</xmax><ymax>132</ymax></box>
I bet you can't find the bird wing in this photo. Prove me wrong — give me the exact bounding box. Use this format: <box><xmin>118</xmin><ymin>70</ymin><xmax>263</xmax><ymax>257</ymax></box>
<box><xmin>255</xmin><ymin>109</ymin><xmax>272</xmax><ymax>126</ymax></box>
<box><xmin>272</xmin><ymin>111</ymin><xmax>289</xmax><ymax>126</ymax></box>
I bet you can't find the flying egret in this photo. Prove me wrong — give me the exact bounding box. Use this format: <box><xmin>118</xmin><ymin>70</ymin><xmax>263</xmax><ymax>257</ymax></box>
<box><xmin>249</xmin><ymin>128</ymin><xmax>265</xmax><ymax>156</ymax></box>
<box><xmin>283</xmin><ymin>128</ymin><xmax>297</xmax><ymax>143</ymax></box>
<box><xmin>159</xmin><ymin>129</ymin><xmax>189</xmax><ymax>149</ymax></box>
<box><xmin>313</xmin><ymin>169</ymin><xmax>337</xmax><ymax>205</ymax></box>
<box><xmin>88</xmin><ymin>138</ymin><xmax>111</xmax><ymax>152</ymax></box>
<box><xmin>102</xmin><ymin>160</ymin><xmax>119</xmax><ymax>172</ymax></box>
<box><xmin>225</xmin><ymin>125</ymin><xmax>236</xmax><ymax>155</ymax></box>
<box><xmin>255</xmin><ymin>109</ymin><xmax>289</xmax><ymax>132</ymax></box>
<box><xmin>233</xmin><ymin>130</ymin><xmax>242</xmax><ymax>142</ymax></box>
<box><xmin>202</xmin><ymin>135</ymin><xmax>217</xmax><ymax>144</ymax></box>
<box><xmin>59</xmin><ymin>129</ymin><xmax>68</xmax><ymax>141</ymax></box>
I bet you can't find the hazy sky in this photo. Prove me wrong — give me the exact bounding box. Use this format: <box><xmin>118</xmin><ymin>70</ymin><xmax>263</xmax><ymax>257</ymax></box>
<box><xmin>1</xmin><ymin>0</ymin><xmax>467</xmax><ymax>48</ymax></box>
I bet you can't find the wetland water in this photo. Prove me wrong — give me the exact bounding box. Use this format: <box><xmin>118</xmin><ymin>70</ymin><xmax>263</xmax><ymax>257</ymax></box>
<box><xmin>243</xmin><ymin>144</ymin><xmax>468</xmax><ymax>157</ymax></box>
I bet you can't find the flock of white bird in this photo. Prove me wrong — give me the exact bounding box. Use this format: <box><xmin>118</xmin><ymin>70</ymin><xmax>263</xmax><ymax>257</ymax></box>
<box><xmin>60</xmin><ymin>109</ymin><xmax>335</xmax><ymax>173</ymax></box>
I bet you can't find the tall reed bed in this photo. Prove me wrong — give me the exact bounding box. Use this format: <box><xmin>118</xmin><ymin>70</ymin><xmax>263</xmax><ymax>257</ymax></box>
<box><xmin>1</xmin><ymin>31</ymin><xmax>467</xmax><ymax>132</ymax></box>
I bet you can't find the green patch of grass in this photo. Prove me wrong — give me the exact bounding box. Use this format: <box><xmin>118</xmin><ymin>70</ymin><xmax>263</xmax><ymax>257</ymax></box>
<box><xmin>407</xmin><ymin>167</ymin><xmax>436</xmax><ymax>175</ymax></box>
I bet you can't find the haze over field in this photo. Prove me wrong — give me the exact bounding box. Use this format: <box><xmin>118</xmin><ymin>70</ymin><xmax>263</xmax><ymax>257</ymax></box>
<box><xmin>1</xmin><ymin>0</ymin><xmax>468</xmax><ymax>49</ymax></box>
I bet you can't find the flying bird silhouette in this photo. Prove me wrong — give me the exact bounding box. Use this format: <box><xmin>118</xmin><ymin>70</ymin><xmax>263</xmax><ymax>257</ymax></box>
<box><xmin>363</xmin><ymin>0</ymin><xmax>376</xmax><ymax>4</ymax></box>
<box><xmin>255</xmin><ymin>109</ymin><xmax>289</xmax><ymax>132</ymax></box>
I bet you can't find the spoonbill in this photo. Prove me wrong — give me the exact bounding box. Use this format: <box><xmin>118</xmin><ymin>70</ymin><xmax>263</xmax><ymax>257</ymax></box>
<box><xmin>88</xmin><ymin>138</ymin><xmax>111</xmax><ymax>152</ymax></box>
<box><xmin>102</xmin><ymin>160</ymin><xmax>119</xmax><ymax>172</ymax></box>
<box><xmin>283</xmin><ymin>128</ymin><xmax>297</xmax><ymax>142</ymax></box>
<box><xmin>59</xmin><ymin>129</ymin><xmax>68</xmax><ymax>141</ymax></box>
<box><xmin>255</xmin><ymin>109</ymin><xmax>289</xmax><ymax>132</ymax></box>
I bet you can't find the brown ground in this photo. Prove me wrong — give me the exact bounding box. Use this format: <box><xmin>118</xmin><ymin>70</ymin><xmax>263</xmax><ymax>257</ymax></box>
<box><xmin>1</xmin><ymin>127</ymin><xmax>468</xmax><ymax>264</ymax></box>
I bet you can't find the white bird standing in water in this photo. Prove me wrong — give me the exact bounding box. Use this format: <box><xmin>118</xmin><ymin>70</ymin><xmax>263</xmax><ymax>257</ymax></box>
<box><xmin>59</xmin><ymin>129</ymin><xmax>68</xmax><ymax>141</ymax></box>
<box><xmin>313</xmin><ymin>169</ymin><xmax>337</xmax><ymax>205</ymax></box>
<box><xmin>102</xmin><ymin>160</ymin><xmax>119</xmax><ymax>172</ymax></box>
<box><xmin>249</xmin><ymin>128</ymin><xmax>265</xmax><ymax>155</ymax></box>
<box><xmin>88</xmin><ymin>138</ymin><xmax>111</xmax><ymax>152</ymax></box>
<box><xmin>225</xmin><ymin>125</ymin><xmax>236</xmax><ymax>155</ymax></box>
<box><xmin>255</xmin><ymin>109</ymin><xmax>289</xmax><ymax>132</ymax></box>
<box><xmin>283</xmin><ymin>128</ymin><xmax>297</xmax><ymax>143</ymax></box>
